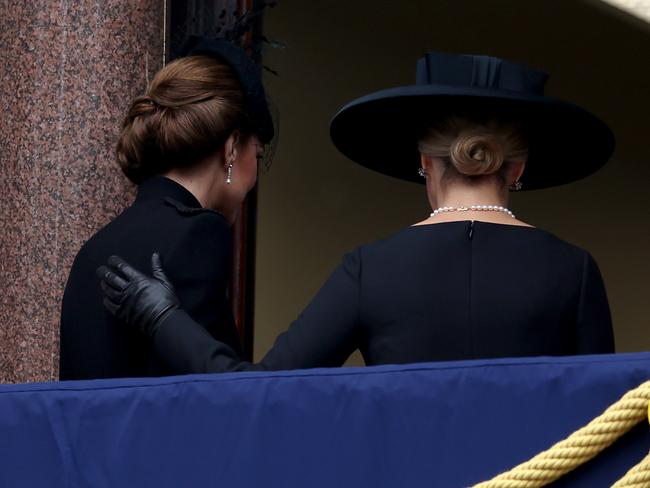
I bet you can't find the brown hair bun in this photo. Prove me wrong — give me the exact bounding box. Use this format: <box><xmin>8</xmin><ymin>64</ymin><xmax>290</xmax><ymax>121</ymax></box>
<box><xmin>116</xmin><ymin>55</ymin><xmax>249</xmax><ymax>184</ymax></box>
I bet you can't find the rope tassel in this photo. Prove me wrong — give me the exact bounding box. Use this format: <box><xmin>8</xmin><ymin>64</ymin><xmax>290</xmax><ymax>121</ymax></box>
<box><xmin>472</xmin><ymin>380</ymin><xmax>650</xmax><ymax>488</ymax></box>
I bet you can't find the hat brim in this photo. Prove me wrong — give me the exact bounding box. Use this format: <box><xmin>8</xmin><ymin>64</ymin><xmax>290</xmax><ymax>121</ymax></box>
<box><xmin>329</xmin><ymin>85</ymin><xmax>615</xmax><ymax>190</ymax></box>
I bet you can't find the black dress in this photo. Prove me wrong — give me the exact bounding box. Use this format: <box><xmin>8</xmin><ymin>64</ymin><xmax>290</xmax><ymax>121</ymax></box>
<box><xmin>150</xmin><ymin>220</ymin><xmax>615</xmax><ymax>373</ymax></box>
<box><xmin>59</xmin><ymin>176</ymin><xmax>241</xmax><ymax>380</ymax></box>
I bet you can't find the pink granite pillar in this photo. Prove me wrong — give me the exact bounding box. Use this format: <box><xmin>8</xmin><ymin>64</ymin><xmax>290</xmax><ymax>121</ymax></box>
<box><xmin>0</xmin><ymin>1</ymin><xmax>165</xmax><ymax>383</ymax></box>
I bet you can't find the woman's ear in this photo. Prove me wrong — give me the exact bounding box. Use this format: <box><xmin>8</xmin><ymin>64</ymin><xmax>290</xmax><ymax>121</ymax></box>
<box><xmin>223</xmin><ymin>131</ymin><xmax>241</xmax><ymax>168</ymax></box>
<box><xmin>420</xmin><ymin>153</ymin><xmax>432</xmax><ymax>172</ymax></box>
<box><xmin>509</xmin><ymin>160</ymin><xmax>526</xmax><ymax>185</ymax></box>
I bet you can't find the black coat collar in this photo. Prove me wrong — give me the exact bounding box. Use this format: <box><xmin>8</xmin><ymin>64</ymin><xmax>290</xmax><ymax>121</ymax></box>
<box><xmin>135</xmin><ymin>176</ymin><xmax>202</xmax><ymax>208</ymax></box>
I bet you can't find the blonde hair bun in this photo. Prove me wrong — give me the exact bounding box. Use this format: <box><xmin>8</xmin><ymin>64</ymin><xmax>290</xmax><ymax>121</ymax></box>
<box><xmin>450</xmin><ymin>132</ymin><xmax>505</xmax><ymax>176</ymax></box>
<box><xmin>418</xmin><ymin>115</ymin><xmax>529</xmax><ymax>178</ymax></box>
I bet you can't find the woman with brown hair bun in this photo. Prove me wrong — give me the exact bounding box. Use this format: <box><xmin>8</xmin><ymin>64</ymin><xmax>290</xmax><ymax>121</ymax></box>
<box><xmin>59</xmin><ymin>38</ymin><xmax>273</xmax><ymax>380</ymax></box>
<box><xmin>98</xmin><ymin>52</ymin><xmax>615</xmax><ymax>373</ymax></box>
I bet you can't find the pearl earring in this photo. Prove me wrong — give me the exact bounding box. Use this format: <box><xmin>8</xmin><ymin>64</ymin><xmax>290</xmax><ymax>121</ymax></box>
<box><xmin>418</xmin><ymin>167</ymin><xmax>427</xmax><ymax>178</ymax></box>
<box><xmin>226</xmin><ymin>160</ymin><xmax>234</xmax><ymax>185</ymax></box>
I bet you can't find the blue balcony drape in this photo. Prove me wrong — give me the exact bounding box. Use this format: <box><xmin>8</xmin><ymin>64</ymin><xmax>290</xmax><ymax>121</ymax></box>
<box><xmin>1</xmin><ymin>353</ymin><xmax>649</xmax><ymax>487</ymax></box>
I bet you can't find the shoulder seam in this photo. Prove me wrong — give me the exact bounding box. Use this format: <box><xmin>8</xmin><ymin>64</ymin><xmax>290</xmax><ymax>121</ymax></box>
<box><xmin>164</xmin><ymin>198</ymin><xmax>229</xmax><ymax>223</ymax></box>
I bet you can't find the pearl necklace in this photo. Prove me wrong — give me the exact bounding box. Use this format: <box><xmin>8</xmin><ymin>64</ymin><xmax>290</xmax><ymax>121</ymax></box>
<box><xmin>430</xmin><ymin>205</ymin><xmax>515</xmax><ymax>219</ymax></box>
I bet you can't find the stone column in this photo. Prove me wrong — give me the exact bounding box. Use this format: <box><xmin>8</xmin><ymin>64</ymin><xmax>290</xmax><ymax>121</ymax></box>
<box><xmin>0</xmin><ymin>0</ymin><xmax>165</xmax><ymax>383</ymax></box>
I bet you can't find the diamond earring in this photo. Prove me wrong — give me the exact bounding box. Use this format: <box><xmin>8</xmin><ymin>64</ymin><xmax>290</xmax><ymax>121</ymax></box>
<box><xmin>418</xmin><ymin>167</ymin><xmax>427</xmax><ymax>178</ymax></box>
<box><xmin>226</xmin><ymin>160</ymin><xmax>234</xmax><ymax>185</ymax></box>
<box><xmin>509</xmin><ymin>180</ymin><xmax>522</xmax><ymax>191</ymax></box>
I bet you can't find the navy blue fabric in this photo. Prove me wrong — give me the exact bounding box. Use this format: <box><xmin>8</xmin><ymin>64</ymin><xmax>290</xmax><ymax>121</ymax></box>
<box><xmin>416</xmin><ymin>52</ymin><xmax>548</xmax><ymax>94</ymax></box>
<box><xmin>1</xmin><ymin>353</ymin><xmax>649</xmax><ymax>487</ymax></box>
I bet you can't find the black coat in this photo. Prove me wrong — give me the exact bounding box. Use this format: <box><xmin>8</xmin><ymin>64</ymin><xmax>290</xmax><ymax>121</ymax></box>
<box><xmin>59</xmin><ymin>176</ymin><xmax>241</xmax><ymax>380</ymax></box>
<box><xmin>150</xmin><ymin>220</ymin><xmax>615</xmax><ymax>373</ymax></box>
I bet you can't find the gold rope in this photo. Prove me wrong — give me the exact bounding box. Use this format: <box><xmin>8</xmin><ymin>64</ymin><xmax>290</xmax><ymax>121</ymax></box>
<box><xmin>472</xmin><ymin>380</ymin><xmax>650</xmax><ymax>488</ymax></box>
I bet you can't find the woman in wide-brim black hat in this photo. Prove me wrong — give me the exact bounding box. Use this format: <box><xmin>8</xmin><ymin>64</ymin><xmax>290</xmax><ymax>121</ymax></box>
<box><xmin>97</xmin><ymin>52</ymin><xmax>615</xmax><ymax>374</ymax></box>
<box><xmin>331</xmin><ymin>51</ymin><xmax>614</xmax><ymax>191</ymax></box>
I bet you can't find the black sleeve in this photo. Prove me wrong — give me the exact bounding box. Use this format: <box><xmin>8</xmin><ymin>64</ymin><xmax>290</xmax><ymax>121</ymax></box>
<box><xmin>575</xmin><ymin>252</ymin><xmax>615</xmax><ymax>354</ymax></box>
<box><xmin>152</xmin><ymin>250</ymin><xmax>363</xmax><ymax>373</ymax></box>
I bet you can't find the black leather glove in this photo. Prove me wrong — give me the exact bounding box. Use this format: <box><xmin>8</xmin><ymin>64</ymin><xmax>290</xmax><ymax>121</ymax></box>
<box><xmin>96</xmin><ymin>253</ymin><xmax>181</xmax><ymax>337</ymax></box>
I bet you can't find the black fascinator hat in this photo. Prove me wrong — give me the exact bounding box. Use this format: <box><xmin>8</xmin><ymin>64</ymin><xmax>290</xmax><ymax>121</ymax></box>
<box><xmin>173</xmin><ymin>35</ymin><xmax>275</xmax><ymax>144</ymax></box>
<box><xmin>330</xmin><ymin>52</ymin><xmax>615</xmax><ymax>190</ymax></box>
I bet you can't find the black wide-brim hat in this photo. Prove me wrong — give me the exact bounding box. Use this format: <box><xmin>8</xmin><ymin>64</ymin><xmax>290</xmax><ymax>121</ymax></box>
<box><xmin>330</xmin><ymin>53</ymin><xmax>615</xmax><ymax>190</ymax></box>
